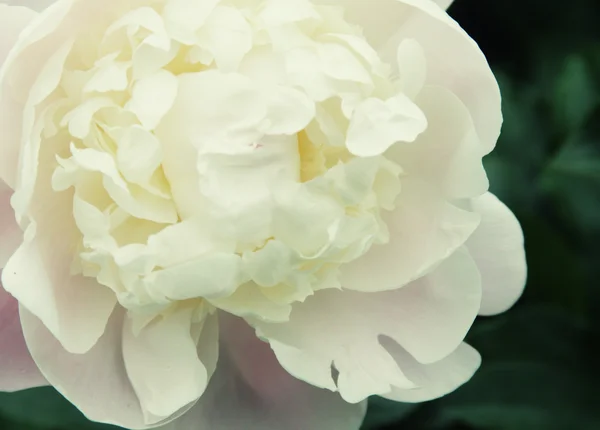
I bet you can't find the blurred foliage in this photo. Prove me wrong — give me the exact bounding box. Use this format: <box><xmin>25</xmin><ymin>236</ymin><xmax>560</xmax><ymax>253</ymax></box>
<box><xmin>1</xmin><ymin>0</ymin><xmax>600</xmax><ymax>429</ymax></box>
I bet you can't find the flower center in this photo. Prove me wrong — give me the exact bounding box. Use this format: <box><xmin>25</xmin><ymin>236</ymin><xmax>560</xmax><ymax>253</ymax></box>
<box><xmin>16</xmin><ymin>0</ymin><xmax>405</xmax><ymax>322</ymax></box>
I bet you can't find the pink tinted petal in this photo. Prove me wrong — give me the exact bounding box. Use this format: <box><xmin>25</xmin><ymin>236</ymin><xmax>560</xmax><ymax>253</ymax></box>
<box><xmin>159</xmin><ymin>314</ymin><xmax>367</xmax><ymax>430</ymax></box>
<box><xmin>340</xmin><ymin>178</ymin><xmax>480</xmax><ymax>292</ymax></box>
<box><xmin>0</xmin><ymin>181</ymin><xmax>22</xmax><ymax>268</ymax></box>
<box><xmin>0</xmin><ymin>285</ymin><xmax>46</xmax><ymax>391</ymax></box>
<box><xmin>251</xmin><ymin>248</ymin><xmax>481</xmax><ymax>404</ymax></box>
<box><xmin>381</xmin><ymin>341</ymin><xmax>481</xmax><ymax>402</ymax></box>
<box><xmin>122</xmin><ymin>308</ymin><xmax>219</xmax><ymax>422</ymax></box>
<box><xmin>19</xmin><ymin>306</ymin><xmax>152</xmax><ymax>429</ymax></box>
<box><xmin>467</xmin><ymin>193</ymin><xmax>527</xmax><ymax>316</ymax></box>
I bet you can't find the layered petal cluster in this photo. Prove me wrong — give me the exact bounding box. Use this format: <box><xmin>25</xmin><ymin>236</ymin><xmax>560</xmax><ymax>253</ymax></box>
<box><xmin>0</xmin><ymin>1</ymin><xmax>526</xmax><ymax>429</ymax></box>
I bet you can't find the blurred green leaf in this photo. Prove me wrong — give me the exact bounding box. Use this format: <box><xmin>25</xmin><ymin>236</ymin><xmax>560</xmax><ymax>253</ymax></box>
<box><xmin>540</xmin><ymin>115</ymin><xmax>600</xmax><ymax>236</ymax></box>
<box><xmin>362</xmin><ymin>397</ymin><xmax>417</xmax><ymax>429</ymax></box>
<box><xmin>0</xmin><ymin>388</ymin><xmax>117</xmax><ymax>430</ymax></box>
<box><xmin>432</xmin><ymin>307</ymin><xmax>600</xmax><ymax>430</ymax></box>
<box><xmin>552</xmin><ymin>55</ymin><xmax>598</xmax><ymax>133</ymax></box>
<box><xmin>495</xmin><ymin>73</ymin><xmax>548</xmax><ymax>165</ymax></box>
<box><xmin>483</xmin><ymin>156</ymin><xmax>538</xmax><ymax>216</ymax></box>
<box><xmin>517</xmin><ymin>215</ymin><xmax>588</xmax><ymax>314</ymax></box>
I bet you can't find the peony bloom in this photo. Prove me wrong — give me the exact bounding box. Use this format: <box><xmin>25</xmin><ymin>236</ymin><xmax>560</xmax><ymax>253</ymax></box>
<box><xmin>0</xmin><ymin>0</ymin><xmax>527</xmax><ymax>428</ymax></box>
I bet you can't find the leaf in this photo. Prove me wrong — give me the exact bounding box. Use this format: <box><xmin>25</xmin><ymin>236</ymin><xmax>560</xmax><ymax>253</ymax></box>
<box><xmin>540</xmin><ymin>115</ymin><xmax>600</xmax><ymax>236</ymax></box>
<box><xmin>552</xmin><ymin>55</ymin><xmax>598</xmax><ymax>133</ymax></box>
<box><xmin>483</xmin><ymin>156</ymin><xmax>538</xmax><ymax>217</ymax></box>
<box><xmin>0</xmin><ymin>387</ymin><xmax>119</xmax><ymax>430</ymax></box>
<box><xmin>362</xmin><ymin>397</ymin><xmax>417</xmax><ymax>429</ymax></box>
<box><xmin>517</xmin><ymin>215</ymin><xmax>588</xmax><ymax>314</ymax></box>
<box><xmin>494</xmin><ymin>73</ymin><xmax>549</xmax><ymax>164</ymax></box>
<box><xmin>431</xmin><ymin>306</ymin><xmax>600</xmax><ymax>430</ymax></box>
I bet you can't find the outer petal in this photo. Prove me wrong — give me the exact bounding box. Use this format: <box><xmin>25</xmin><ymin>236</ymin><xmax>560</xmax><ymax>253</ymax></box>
<box><xmin>381</xmin><ymin>341</ymin><xmax>480</xmax><ymax>402</ymax></box>
<box><xmin>0</xmin><ymin>0</ymin><xmax>67</xmax><ymax>188</ymax></box>
<box><xmin>320</xmin><ymin>0</ymin><xmax>501</xmax><ymax>152</ymax></box>
<box><xmin>19</xmin><ymin>306</ymin><xmax>152</xmax><ymax>428</ymax></box>
<box><xmin>0</xmin><ymin>0</ymin><xmax>119</xmax><ymax>187</ymax></box>
<box><xmin>387</xmin><ymin>85</ymin><xmax>489</xmax><ymax>200</ymax></box>
<box><xmin>159</xmin><ymin>314</ymin><xmax>367</xmax><ymax>430</ymax></box>
<box><xmin>0</xmin><ymin>180</ymin><xmax>40</xmax><ymax>391</ymax></box>
<box><xmin>0</xmin><ymin>4</ymin><xmax>38</xmax><ymax>189</ymax></box>
<box><xmin>0</xmin><ymin>181</ymin><xmax>22</xmax><ymax>268</ymax></box>
<box><xmin>0</xmin><ymin>4</ymin><xmax>36</xmax><ymax>67</ymax></box>
<box><xmin>431</xmin><ymin>0</ymin><xmax>454</xmax><ymax>10</ymax></box>
<box><xmin>467</xmin><ymin>193</ymin><xmax>527</xmax><ymax>316</ymax></box>
<box><xmin>340</xmin><ymin>178</ymin><xmax>480</xmax><ymax>293</ymax></box>
<box><xmin>2</xmin><ymin>198</ymin><xmax>117</xmax><ymax>354</ymax></box>
<box><xmin>0</xmin><ymin>285</ymin><xmax>46</xmax><ymax>391</ymax></box>
<box><xmin>251</xmin><ymin>248</ymin><xmax>481</xmax><ymax>404</ymax></box>
<box><xmin>122</xmin><ymin>307</ymin><xmax>219</xmax><ymax>422</ymax></box>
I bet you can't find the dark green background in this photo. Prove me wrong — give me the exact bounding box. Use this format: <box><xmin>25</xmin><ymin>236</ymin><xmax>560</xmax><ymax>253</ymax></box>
<box><xmin>2</xmin><ymin>0</ymin><xmax>600</xmax><ymax>428</ymax></box>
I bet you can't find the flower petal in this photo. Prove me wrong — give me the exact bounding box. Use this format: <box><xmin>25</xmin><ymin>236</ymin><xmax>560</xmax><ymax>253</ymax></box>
<box><xmin>340</xmin><ymin>178</ymin><xmax>480</xmax><ymax>292</ymax></box>
<box><xmin>159</xmin><ymin>314</ymin><xmax>367</xmax><ymax>430</ymax></box>
<box><xmin>0</xmin><ymin>4</ymin><xmax>36</xmax><ymax>66</ymax></box>
<box><xmin>2</xmin><ymin>191</ymin><xmax>116</xmax><ymax>354</ymax></box>
<box><xmin>0</xmin><ymin>0</ymin><xmax>122</xmax><ymax>188</ymax></box>
<box><xmin>251</xmin><ymin>248</ymin><xmax>481</xmax><ymax>403</ymax></box>
<box><xmin>19</xmin><ymin>306</ymin><xmax>149</xmax><ymax>428</ymax></box>
<box><xmin>467</xmin><ymin>193</ymin><xmax>527</xmax><ymax>316</ymax></box>
<box><xmin>2</xmin><ymin>1</ymin><xmax>57</xmax><ymax>12</ymax></box>
<box><xmin>0</xmin><ymin>4</ymin><xmax>37</xmax><ymax>188</ymax></box>
<box><xmin>381</xmin><ymin>341</ymin><xmax>480</xmax><ymax>402</ymax></box>
<box><xmin>122</xmin><ymin>307</ymin><xmax>219</xmax><ymax>421</ymax></box>
<box><xmin>387</xmin><ymin>85</ymin><xmax>489</xmax><ymax>199</ymax></box>
<box><xmin>431</xmin><ymin>0</ymin><xmax>454</xmax><ymax>10</ymax></box>
<box><xmin>0</xmin><ymin>181</ymin><xmax>22</xmax><ymax>268</ymax></box>
<box><xmin>0</xmin><ymin>0</ymin><xmax>72</xmax><ymax>188</ymax></box>
<box><xmin>321</xmin><ymin>0</ymin><xmax>501</xmax><ymax>152</ymax></box>
<box><xmin>125</xmin><ymin>70</ymin><xmax>179</xmax><ymax>130</ymax></box>
<box><xmin>0</xmin><ymin>285</ymin><xmax>46</xmax><ymax>391</ymax></box>
<box><xmin>346</xmin><ymin>92</ymin><xmax>427</xmax><ymax>157</ymax></box>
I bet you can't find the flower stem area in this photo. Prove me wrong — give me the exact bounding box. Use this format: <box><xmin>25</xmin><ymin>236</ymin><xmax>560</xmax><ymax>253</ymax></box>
<box><xmin>1</xmin><ymin>0</ymin><xmax>600</xmax><ymax>429</ymax></box>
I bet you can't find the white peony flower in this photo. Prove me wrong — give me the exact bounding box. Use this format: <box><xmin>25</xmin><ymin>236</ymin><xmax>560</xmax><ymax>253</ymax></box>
<box><xmin>0</xmin><ymin>0</ymin><xmax>527</xmax><ymax>429</ymax></box>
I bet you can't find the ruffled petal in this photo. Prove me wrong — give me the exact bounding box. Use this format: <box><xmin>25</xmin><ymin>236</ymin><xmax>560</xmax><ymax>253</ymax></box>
<box><xmin>159</xmin><ymin>314</ymin><xmax>367</xmax><ymax>430</ymax></box>
<box><xmin>381</xmin><ymin>341</ymin><xmax>480</xmax><ymax>402</ymax></box>
<box><xmin>251</xmin><ymin>248</ymin><xmax>481</xmax><ymax>403</ymax></box>
<box><xmin>0</xmin><ymin>0</ymin><xmax>122</xmax><ymax>188</ymax></box>
<box><xmin>318</xmin><ymin>0</ymin><xmax>501</xmax><ymax>152</ymax></box>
